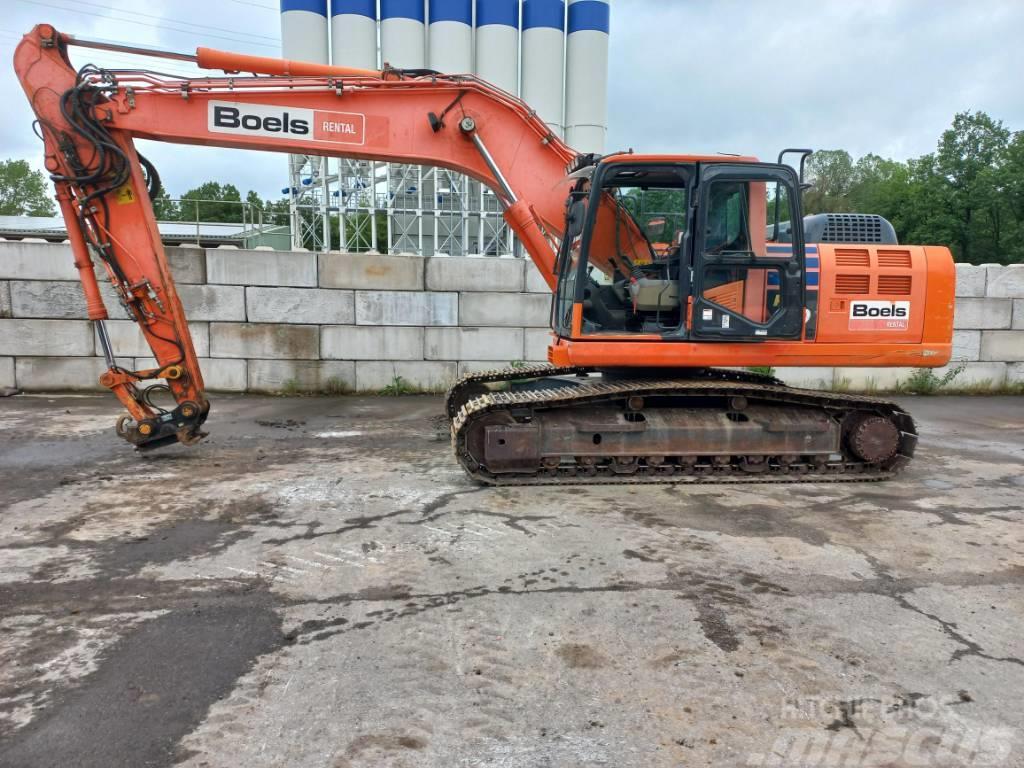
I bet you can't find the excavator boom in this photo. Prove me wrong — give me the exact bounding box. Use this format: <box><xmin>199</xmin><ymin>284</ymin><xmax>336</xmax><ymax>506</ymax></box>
<box><xmin>14</xmin><ymin>24</ymin><xmax>573</xmax><ymax>448</ymax></box>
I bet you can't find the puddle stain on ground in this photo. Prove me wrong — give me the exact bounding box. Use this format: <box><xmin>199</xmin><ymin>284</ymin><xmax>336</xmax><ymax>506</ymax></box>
<box><xmin>0</xmin><ymin>598</ymin><xmax>283</xmax><ymax>768</ymax></box>
<box><xmin>556</xmin><ymin>643</ymin><xmax>610</xmax><ymax>669</ymax></box>
<box><xmin>22</xmin><ymin>493</ymin><xmax>289</xmax><ymax>583</ymax></box>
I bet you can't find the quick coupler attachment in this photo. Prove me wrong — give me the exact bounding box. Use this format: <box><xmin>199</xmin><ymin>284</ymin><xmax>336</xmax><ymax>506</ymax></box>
<box><xmin>115</xmin><ymin>399</ymin><xmax>209</xmax><ymax>451</ymax></box>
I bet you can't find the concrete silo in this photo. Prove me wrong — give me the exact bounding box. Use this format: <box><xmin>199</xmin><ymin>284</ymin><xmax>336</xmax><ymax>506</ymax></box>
<box><xmin>564</xmin><ymin>0</ymin><xmax>609</xmax><ymax>152</ymax></box>
<box><xmin>521</xmin><ymin>0</ymin><xmax>565</xmax><ymax>137</ymax></box>
<box><xmin>280</xmin><ymin>0</ymin><xmax>330</xmax><ymax>251</ymax></box>
<box><xmin>281</xmin><ymin>0</ymin><xmax>330</xmax><ymax>62</ymax></box>
<box><xmin>474</xmin><ymin>0</ymin><xmax>519</xmax><ymax>94</ymax></box>
<box><xmin>381</xmin><ymin>0</ymin><xmax>426</xmax><ymax>68</ymax></box>
<box><xmin>331</xmin><ymin>0</ymin><xmax>378</xmax><ymax>69</ymax></box>
<box><xmin>331</xmin><ymin>1</ymin><xmax>380</xmax><ymax>252</ymax></box>
<box><xmin>283</xmin><ymin>0</ymin><xmax>611</xmax><ymax>255</ymax></box>
<box><xmin>429</xmin><ymin>0</ymin><xmax>473</xmax><ymax>74</ymax></box>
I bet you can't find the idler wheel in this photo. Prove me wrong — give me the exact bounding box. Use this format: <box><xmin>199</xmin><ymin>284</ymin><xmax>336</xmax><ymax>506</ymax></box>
<box><xmin>849</xmin><ymin>415</ymin><xmax>900</xmax><ymax>463</ymax></box>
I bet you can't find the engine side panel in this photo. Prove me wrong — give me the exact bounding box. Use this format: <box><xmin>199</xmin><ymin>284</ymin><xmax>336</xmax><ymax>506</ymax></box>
<box><xmin>814</xmin><ymin>244</ymin><xmax>933</xmax><ymax>344</ymax></box>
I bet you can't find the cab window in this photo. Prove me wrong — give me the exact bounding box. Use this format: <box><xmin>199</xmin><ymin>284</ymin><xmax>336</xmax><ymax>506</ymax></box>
<box><xmin>705</xmin><ymin>182</ymin><xmax>750</xmax><ymax>255</ymax></box>
<box><xmin>698</xmin><ymin>177</ymin><xmax>798</xmax><ymax>327</ymax></box>
<box><xmin>575</xmin><ymin>165</ymin><xmax>691</xmax><ymax>335</ymax></box>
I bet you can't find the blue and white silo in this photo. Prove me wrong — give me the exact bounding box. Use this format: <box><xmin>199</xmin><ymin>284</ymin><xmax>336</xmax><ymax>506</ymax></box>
<box><xmin>381</xmin><ymin>0</ymin><xmax>426</xmax><ymax>69</ymax></box>
<box><xmin>331</xmin><ymin>0</ymin><xmax>378</xmax><ymax>69</ymax></box>
<box><xmin>280</xmin><ymin>0</ymin><xmax>330</xmax><ymax>63</ymax></box>
<box><xmin>429</xmin><ymin>0</ymin><xmax>473</xmax><ymax>73</ymax></box>
<box><xmin>474</xmin><ymin>0</ymin><xmax>519</xmax><ymax>94</ymax></box>
<box><xmin>521</xmin><ymin>0</ymin><xmax>566</xmax><ymax>137</ymax></box>
<box><xmin>564</xmin><ymin>0</ymin><xmax>609</xmax><ymax>152</ymax></box>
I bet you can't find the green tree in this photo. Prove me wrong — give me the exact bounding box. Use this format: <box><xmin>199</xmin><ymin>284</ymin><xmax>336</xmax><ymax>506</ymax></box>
<box><xmin>935</xmin><ymin>111</ymin><xmax>1010</xmax><ymax>263</ymax></box>
<box><xmin>262</xmin><ymin>196</ymin><xmax>291</xmax><ymax>225</ymax></box>
<box><xmin>901</xmin><ymin>154</ymin><xmax>956</xmax><ymax>249</ymax></box>
<box><xmin>794</xmin><ymin>113</ymin><xmax>1024</xmax><ymax>264</ymax></box>
<box><xmin>0</xmin><ymin>159</ymin><xmax>56</xmax><ymax>216</ymax></box>
<box><xmin>329</xmin><ymin>210</ymin><xmax>387</xmax><ymax>252</ymax></box>
<box><xmin>244</xmin><ymin>190</ymin><xmax>279</xmax><ymax>228</ymax></box>
<box><xmin>177</xmin><ymin>181</ymin><xmax>243</xmax><ymax>223</ymax></box>
<box><xmin>803</xmin><ymin>150</ymin><xmax>855</xmax><ymax>214</ymax></box>
<box><xmin>847</xmin><ymin>154</ymin><xmax>909</xmax><ymax>216</ymax></box>
<box><xmin>997</xmin><ymin>130</ymin><xmax>1024</xmax><ymax>262</ymax></box>
<box><xmin>150</xmin><ymin>188</ymin><xmax>178</xmax><ymax>220</ymax></box>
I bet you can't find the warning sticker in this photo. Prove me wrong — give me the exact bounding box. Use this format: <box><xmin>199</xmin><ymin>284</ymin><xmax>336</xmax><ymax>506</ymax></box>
<box><xmin>114</xmin><ymin>184</ymin><xmax>136</xmax><ymax>205</ymax></box>
<box><xmin>849</xmin><ymin>300</ymin><xmax>910</xmax><ymax>331</ymax></box>
<box><xmin>702</xmin><ymin>308</ymin><xmax>713</xmax><ymax>321</ymax></box>
<box><xmin>721</xmin><ymin>315</ymin><xmax>730</xmax><ymax>329</ymax></box>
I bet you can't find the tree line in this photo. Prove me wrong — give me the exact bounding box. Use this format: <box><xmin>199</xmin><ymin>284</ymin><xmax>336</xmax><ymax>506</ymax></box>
<box><xmin>2</xmin><ymin>110</ymin><xmax>1022</xmax><ymax>264</ymax></box>
<box><xmin>803</xmin><ymin>111</ymin><xmax>1024</xmax><ymax>264</ymax></box>
<box><xmin>0</xmin><ymin>165</ymin><xmax>289</xmax><ymax>229</ymax></box>
<box><xmin>149</xmin><ymin>181</ymin><xmax>289</xmax><ymax>227</ymax></box>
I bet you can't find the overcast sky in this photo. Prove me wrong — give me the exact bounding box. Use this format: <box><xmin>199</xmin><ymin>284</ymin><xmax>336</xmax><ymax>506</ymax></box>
<box><xmin>2</xmin><ymin>0</ymin><xmax>1023</xmax><ymax>200</ymax></box>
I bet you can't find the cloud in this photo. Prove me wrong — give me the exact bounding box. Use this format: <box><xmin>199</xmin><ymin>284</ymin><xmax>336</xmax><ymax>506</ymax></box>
<box><xmin>2</xmin><ymin>0</ymin><xmax>283</xmax><ymax>196</ymax></box>
<box><xmin>2</xmin><ymin>0</ymin><xmax>1023</xmax><ymax>200</ymax></box>
<box><xmin>606</xmin><ymin>0</ymin><xmax>1024</xmax><ymax>163</ymax></box>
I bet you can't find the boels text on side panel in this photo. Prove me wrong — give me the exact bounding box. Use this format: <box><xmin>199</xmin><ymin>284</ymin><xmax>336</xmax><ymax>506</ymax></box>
<box><xmin>849</xmin><ymin>300</ymin><xmax>910</xmax><ymax>331</ymax></box>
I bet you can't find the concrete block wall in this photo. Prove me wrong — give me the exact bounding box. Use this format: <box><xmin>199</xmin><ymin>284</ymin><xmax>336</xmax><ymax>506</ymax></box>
<box><xmin>0</xmin><ymin>242</ymin><xmax>550</xmax><ymax>393</ymax></box>
<box><xmin>1</xmin><ymin>240</ymin><xmax>1022</xmax><ymax>394</ymax></box>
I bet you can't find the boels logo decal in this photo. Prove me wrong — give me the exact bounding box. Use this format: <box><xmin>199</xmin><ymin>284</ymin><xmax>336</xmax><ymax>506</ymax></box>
<box><xmin>208</xmin><ymin>101</ymin><xmax>365</xmax><ymax>145</ymax></box>
<box><xmin>849</xmin><ymin>300</ymin><xmax>910</xmax><ymax>331</ymax></box>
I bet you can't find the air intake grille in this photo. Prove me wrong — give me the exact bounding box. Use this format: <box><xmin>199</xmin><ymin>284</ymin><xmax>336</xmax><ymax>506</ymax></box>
<box><xmin>877</xmin><ymin>250</ymin><xmax>913</xmax><ymax>268</ymax></box>
<box><xmin>835</xmin><ymin>274</ymin><xmax>870</xmax><ymax>294</ymax></box>
<box><xmin>820</xmin><ymin>214</ymin><xmax>886</xmax><ymax>243</ymax></box>
<box><xmin>835</xmin><ymin>248</ymin><xmax>871</xmax><ymax>267</ymax></box>
<box><xmin>878</xmin><ymin>275</ymin><xmax>913</xmax><ymax>295</ymax></box>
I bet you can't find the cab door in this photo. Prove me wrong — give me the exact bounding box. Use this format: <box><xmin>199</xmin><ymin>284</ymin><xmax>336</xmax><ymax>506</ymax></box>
<box><xmin>691</xmin><ymin>164</ymin><xmax>805</xmax><ymax>339</ymax></box>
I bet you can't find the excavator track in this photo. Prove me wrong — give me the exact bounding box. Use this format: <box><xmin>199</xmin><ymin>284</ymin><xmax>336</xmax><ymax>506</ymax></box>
<box><xmin>444</xmin><ymin>364</ymin><xmax>784</xmax><ymax>418</ymax></box>
<box><xmin>445</xmin><ymin>364</ymin><xmax>592</xmax><ymax>418</ymax></box>
<box><xmin>449</xmin><ymin>370</ymin><xmax>917</xmax><ymax>486</ymax></box>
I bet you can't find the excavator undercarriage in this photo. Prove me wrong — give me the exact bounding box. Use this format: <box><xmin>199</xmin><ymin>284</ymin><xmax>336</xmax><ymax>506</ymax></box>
<box><xmin>447</xmin><ymin>366</ymin><xmax>916</xmax><ymax>485</ymax></box>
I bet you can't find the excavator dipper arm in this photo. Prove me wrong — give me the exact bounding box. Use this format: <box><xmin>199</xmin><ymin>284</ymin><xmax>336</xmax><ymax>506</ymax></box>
<box><xmin>14</xmin><ymin>24</ymin><xmax>576</xmax><ymax>449</ymax></box>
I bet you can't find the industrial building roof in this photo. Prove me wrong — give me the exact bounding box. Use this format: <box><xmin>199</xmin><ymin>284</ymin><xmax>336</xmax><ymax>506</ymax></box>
<box><xmin>0</xmin><ymin>215</ymin><xmax>270</xmax><ymax>248</ymax></box>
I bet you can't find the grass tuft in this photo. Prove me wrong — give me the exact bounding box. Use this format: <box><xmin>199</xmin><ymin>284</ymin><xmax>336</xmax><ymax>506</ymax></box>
<box><xmin>899</xmin><ymin>362</ymin><xmax>967</xmax><ymax>395</ymax></box>
<box><xmin>323</xmin><ymin>376</ymin><xmax>350</xmax><ymax>395</ymax></box>
<box><xmin>380</xmin><ymin>375</ymin><xmax>416</xmax><ymax>396</ymax></box>
<box><xmin>280</xmin><ymin>378</ymin><xmax>302</xmax><ymax>396</ymax></box>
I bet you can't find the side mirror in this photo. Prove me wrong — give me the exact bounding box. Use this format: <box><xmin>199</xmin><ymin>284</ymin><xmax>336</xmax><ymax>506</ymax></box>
<box><xmin>566</xmin><ymin>199</ymin><xmax>587</xmax><ymax>239</ymax></box>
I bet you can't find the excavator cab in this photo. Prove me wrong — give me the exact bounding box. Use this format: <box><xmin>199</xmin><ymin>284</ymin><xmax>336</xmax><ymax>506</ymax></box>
<box><xmin>553</xmin><ymin>158</ymin><xmax>806</xmax><ymax>344</ymax></box>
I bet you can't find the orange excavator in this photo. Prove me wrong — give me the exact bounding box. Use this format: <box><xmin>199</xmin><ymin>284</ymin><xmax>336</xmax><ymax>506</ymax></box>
<box><xmin>14</xmin><ymin>25</ymin><xmax>955</xmax><ymax>484</ymax></box>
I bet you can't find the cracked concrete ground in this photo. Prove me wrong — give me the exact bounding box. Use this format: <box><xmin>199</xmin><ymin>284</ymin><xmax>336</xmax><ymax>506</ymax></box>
<box><xmin>0</xmin><ymin>393</ymin><xmax>1022</xmax><ymax>768</ymax></box>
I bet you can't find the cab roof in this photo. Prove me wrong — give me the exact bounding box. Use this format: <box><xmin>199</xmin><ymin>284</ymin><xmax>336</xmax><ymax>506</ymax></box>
<box><xmin>599</xmin><ymin>153</ymin><xmax>760</xmax><ymax>165</ymax></box>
